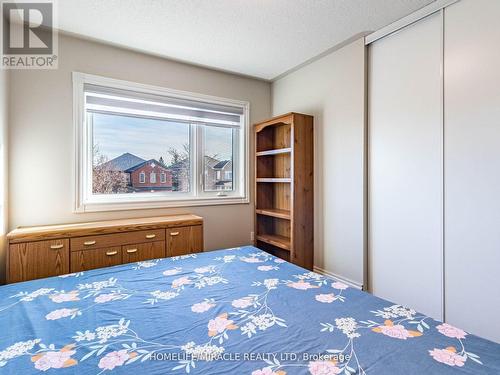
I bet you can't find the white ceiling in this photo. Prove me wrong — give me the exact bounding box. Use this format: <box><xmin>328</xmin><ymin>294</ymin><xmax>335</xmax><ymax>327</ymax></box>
<box><xmin>58</xmin><ymin>0</ymin><xmax>435</xmax><ymax>80</ymax></box>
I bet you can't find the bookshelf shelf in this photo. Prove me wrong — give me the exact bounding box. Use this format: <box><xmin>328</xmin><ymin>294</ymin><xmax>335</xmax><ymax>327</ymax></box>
<box><xmin>255</xmin><ymin>208</ymin><xmax>291</xmax><ymax>220</ymax></box>
<box><xmin>256</xmin><ymin>178</ymin><xmax>291</xmax><ymax>183</ymax></box>
<box><xmin>256</xmin><ymin>148</ymin><xmax>292</xmax><ymax>157</ymax></box>
<box><xmin>256</xmin><ymin>234</ymin><xmax>291</xmax><ymax>251</ymax></box>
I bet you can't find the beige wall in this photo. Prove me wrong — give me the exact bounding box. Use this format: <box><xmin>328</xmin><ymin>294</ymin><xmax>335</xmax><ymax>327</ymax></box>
<box><xmin>8</xmin><ymin>34</ymin><xmax>271</xmax><ymax>254</ymax></box>
<box><xmin>0</xmin><ymin>69</ymin><xmax>8</xmax><ymax>283</ymax></box>
<box><xmin>272</xmin><ymin>39</ymin><xmax>366</xmax><ymax>287</ymax></box>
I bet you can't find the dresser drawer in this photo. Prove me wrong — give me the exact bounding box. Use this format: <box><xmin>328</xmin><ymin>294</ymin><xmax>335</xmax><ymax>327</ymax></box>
<box><xmin>70</xmin><ymin>246</ymin><xmax>122</xmax><ymax>272</ymax></box>
<box><xmin>8</xmin><ymin>239</ymin><xmax>69</xmax><ymax>283</ymax></box>
<box><xmin>71</xmin><ymin>229</ymin><xmax>165</xmax><ymax>251</ymax></box>
<box><xmin>167</xmin><ymin>225</ymin><xmax>203</xmax><ymax>257</ymax></box>
<box><xmin>122</xmin><ymin>241</ymin><xmax>165</xmax><ymax>264</ymax></box>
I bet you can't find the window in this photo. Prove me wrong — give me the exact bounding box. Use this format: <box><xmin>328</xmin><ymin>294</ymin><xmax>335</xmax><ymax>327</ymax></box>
<box><xmin>74</xmin><ymin>73</ymin><xmax>249</xmax><ymax>212</ymax></box>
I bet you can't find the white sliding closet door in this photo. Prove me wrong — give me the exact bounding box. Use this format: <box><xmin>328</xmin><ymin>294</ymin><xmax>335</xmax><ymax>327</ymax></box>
<box><xmin>444</xmin><ymin>0</ymin><xmax>500</xmax><ymax>343</ymax></box>
<box><xmin>368</xmin><ymin>13</ymin><xmax>443</xmax><ymax>319</ymax></box>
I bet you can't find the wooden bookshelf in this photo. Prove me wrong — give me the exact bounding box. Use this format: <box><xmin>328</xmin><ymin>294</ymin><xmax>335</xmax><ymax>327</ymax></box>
<box><xmin>254</xmin><ymin>112</ymin><xmax>314</xmax><ymax>270</ymax></box>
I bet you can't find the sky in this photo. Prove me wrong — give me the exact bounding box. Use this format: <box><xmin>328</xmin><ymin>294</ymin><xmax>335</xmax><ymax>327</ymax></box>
<box><xmin>93</xmin><ymin>113</ymin><xmax>233</xmax><ymax>165</ymax></box>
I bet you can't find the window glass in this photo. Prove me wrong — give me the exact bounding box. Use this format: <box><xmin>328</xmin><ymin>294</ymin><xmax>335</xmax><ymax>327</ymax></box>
<box><xmin>203</xmin><ymin>126</ymin><xmax>234</xmax><ymax>192</ymax></box>
<box><xmin>92</xmin><ymin>113</ymin><xmax>190</xmax><ymax>194</ymax></box>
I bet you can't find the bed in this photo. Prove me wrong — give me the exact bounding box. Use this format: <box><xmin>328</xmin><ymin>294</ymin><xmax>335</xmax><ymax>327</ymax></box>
<box><xmin>0</xmin><ymin>246</ymin><xmax>499</xmax><ymax>374</ymax></box>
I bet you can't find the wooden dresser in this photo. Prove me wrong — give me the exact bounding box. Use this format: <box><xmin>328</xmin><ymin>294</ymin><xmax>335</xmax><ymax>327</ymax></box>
<box><xmin>6</xmin><ymin>214</ymin><xmax>203</xmax><ymax>283</ymax></box>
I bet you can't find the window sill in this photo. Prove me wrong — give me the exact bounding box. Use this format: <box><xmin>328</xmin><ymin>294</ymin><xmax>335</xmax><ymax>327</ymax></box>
<box><xmin>74</xmin><ymin>196</ymin><xmax>250</xmax><ymax>213</ymax></box>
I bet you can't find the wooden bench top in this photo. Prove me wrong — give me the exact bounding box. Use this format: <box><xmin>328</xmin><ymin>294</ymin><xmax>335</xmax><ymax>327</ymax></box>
<box><xmin>7</xmin><ymin>214</ymin><xmax>203</xmax><ymax>243</ymax></box>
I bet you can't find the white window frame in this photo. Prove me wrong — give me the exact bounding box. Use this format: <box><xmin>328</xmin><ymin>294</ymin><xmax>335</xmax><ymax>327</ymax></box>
<box><xmin>150</xmin><ymin>172</ymin><xmax>156</xmax><ymax>184</ymax></box>
<box><xmin>160</xmin><ymin>172</ymin><xmax>166</xmax><ymax>183</ymax></box>
<box><xmin>139</xmin><ymin>172</ymin><xmax>145</xmax><ymax>183</ymax></box>
<box><xmin>73</xmin><ymin>72</ymin><xmax>250</xmax><ymax>213</ymax></box>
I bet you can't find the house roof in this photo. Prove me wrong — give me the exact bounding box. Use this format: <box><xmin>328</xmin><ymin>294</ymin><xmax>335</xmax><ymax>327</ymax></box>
<box><xmin>204</xmin><ymin>156</ymin><xmax>219</xmax><ymax>169</ymax></box>
<box><xmin>204</xmin><ymin>156</ymin><xmax>232</xmax><ymax>170</ymax></box>
<box><xmin>213</xmin><ymin>160</ymin><xmax>231</xmax><ymax>169</ymax></box>
<box><xmin>99</xmin><ymin>153</ymin><xmax>145</xmax><ymax>171</ymax></box>
<box><xmin>124</xmin><ymin>159</ymin><xmax>170</xmax><ymax>173</ymax></box>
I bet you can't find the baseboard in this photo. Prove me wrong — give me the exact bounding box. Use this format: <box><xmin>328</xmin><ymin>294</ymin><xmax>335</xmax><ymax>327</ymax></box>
<box><xmin>313</xmin><ymin>266</ymin><xmax>364</xmax><ymax>290</ymax></box>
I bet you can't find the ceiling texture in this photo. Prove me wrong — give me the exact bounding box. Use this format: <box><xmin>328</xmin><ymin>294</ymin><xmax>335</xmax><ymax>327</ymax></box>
<box><xmin>58</xmin><ymin>0</ymin><xmax>435</xmax><ymax>80</ymax></box>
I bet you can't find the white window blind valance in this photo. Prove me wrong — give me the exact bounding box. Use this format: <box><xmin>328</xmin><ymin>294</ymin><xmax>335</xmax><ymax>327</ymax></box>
<box><xmin>84</xmin><ymin>84</ymin><xmax>244</xmax><ymax>127</ymax></box>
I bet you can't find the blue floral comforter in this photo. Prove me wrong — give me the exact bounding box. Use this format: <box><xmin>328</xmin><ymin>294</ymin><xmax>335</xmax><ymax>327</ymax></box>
<box><xmin>0</xmin><ymin>246</ymin><xmax>499</xmax><ymax>374</ymax></box>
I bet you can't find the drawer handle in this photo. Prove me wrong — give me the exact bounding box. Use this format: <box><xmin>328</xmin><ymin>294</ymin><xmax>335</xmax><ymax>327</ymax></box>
<box><xmin>126</xmin><ymin>248</ymin><xmax>138</xmax><ymax>254</ymax></box>
<box><xmin>145</xmin><ymin>234</ymin><xmax>156</xmax><ymax>239</ymax></box>
<box><xmin>50</xmin><ymin>244</ymin><xmax>64</xmax><ymax>250</ymax></box>
<box><xmin>106</xmin><ymin>251</ymin><xmax>118</xmax><ymax>256</ymax></box>
<box><xmin>170</xmin><ymin>232</ymin><xmax>179</xmax><ymax>236</ymax></box>
<box><xmin>84</xmin><ymin>240</ymin><xmax>96</xmax><ymax>246</ymax></box>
